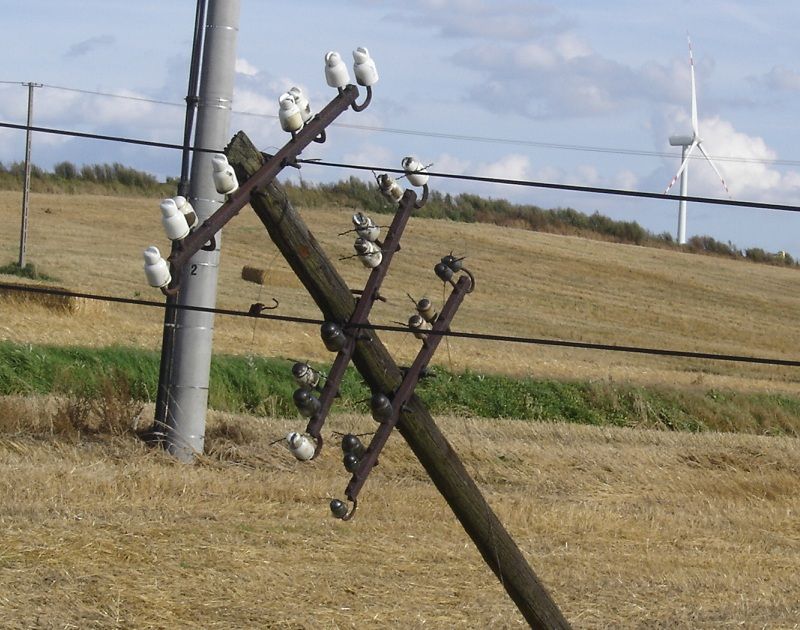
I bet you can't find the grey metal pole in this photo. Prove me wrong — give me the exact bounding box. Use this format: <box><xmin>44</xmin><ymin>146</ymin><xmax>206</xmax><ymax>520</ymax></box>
<box><xmin>166</xmin><ymin>0</ymin><xmax>240</xmax><ymax>462</ymax></box>
<box><xmin>677</xmin><ymin>144</ymin><xmax>689</xmax><ymax>245</ymax></box>
<box><xmin>154</xmin><ymin>0</ymin><xmax>208</xmax><ymax>436</ymax></box>
<box><xmin>18</xmin><ymin>82</ymin><xmax>41</xmax><ymax>269</ymax></box>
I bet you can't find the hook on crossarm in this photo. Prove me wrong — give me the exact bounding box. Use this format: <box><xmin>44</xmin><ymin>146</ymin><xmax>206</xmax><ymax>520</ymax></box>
<box><xmin>160</xmin><ymin>283</ymin><xmax>180</xmax><ymax>297</ymax></box>
<box><xmin>201</xmin><ymin>235</ymin><xmax>217</xmax><ymax>252</ymax></box>
<box><xmin>414</xmin><ymin>183</ymin><xmax>429</xmax><ymax>209</ymax></box>
<box><xmin>311</xmin><ymin>433</ymin><xmax>324</xmax><ymax>459</ymax></box>
<box><xmin>462</xmin><ymin>267</ymin><xmax>476</xmax><ymax>293</ymax></box>
<box><xmin>248</xmin><ymin>298</ymin><xmax>280</xmax><ymax>314</ymax></box>
<box><xmin>351</xmin><ymin>85</ymin><xmax>372</xmax><ymax>112</ymax></box>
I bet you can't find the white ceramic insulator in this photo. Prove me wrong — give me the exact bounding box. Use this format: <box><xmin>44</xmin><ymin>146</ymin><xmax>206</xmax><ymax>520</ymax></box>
<box><xmin>212</xmin><ymin>154</ymin><xmax>239</xmax><ymax>195</ymax></box>
<box><xmin>143</xmin><ymin>246</ymin><xmax>171</xmax><ymax>288</ymax></box>
<box><xmin>355</xmin><ymin>239</ymin><xmax>383</xmax><ymax>268</ymax></box>
<box><xmin>352</xmin><ymin>212</ymin><xmax>380</xmax><ymax>242</ymax></box>
<box><xmin>361</xmin><ymin>251</ymin><xmax>383</xmax><ymax>268</ymax></box>
<box><xmin>289</xmin><ymin>86</ymin><xmax>313</xmax><ymax>123</ymax></box>
<box><xmin>174</xmin><ymin>195</ymin><xmax>198</xmax><ymax>229</ymax></box>
<box><xmin>409</xmin><ymin>314</ymin><xmax>432</xmax><ymax>340</ymax></box>
<box><xmin>160</xmin><ymin>198</ymin><xmax>190</xmax><ymax>241</ymax></box>
<box><xmin>287</xmin><ymin>432</ymin><xmax>315</xmax><ymax>461</ymax></box>
<box><xmin>356</xmin><ymin>224</ymin><xmax>380</xmax><ymax>242</ymax></box>
<box><xmin>352</xmin><ymin>47</ymin><xmax>379</xmax><ymax>87</ymax></box>
<box><xmin>402</xmin><ymin>156</ymin><xmax>429</xmax><ymax>187</ymax></box>
<box><xmin>378</xmin><ymin>174</ymin><xmax>404</xmax><ymax>203</ymax></box>
<box><xmin>325</xmin><ymin>51</ymin><xmax>350</xmax><ymax>88</ymax></box>
<box><xmin>279</xmin><ymin>93</ymin><xmax>303</xmax><ymax>132</ymax></box>
<box><xmin>293</xmin><ymin>364</ymin><xmax>320</xmax><ymax>389</ymax></box>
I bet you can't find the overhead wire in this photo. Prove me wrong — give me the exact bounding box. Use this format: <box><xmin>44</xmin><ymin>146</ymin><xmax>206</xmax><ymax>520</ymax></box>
<box><xmin>0</xmin><ymin>120</ymin><xmax>798</xmax><ymax>214</ymax></box>
<box><xmin>1</xmin><ymin>282</ymin><xmax>798</xmax><ymax>369</ymax></box>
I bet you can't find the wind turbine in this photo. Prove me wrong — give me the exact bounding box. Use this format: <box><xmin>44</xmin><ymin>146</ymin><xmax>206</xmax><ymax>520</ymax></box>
<box><xmin>664</xmin><ymin>36</ymin><xmax>730</xmax><ymax>244</ymax></box>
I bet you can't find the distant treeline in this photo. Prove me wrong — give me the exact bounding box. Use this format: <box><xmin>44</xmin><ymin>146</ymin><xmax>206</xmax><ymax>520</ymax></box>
<box><xmin>0</xmin><ymin>161</ymin><xmax>794</xmax><ymax>267</ymax></box>
<box><xmin>0</xmin><ymin>160</ymin><xmax>175</xmax><ymax>196</ymax></box>
<box><xmin>285</xmin><ymin>177</ymin><xmax>797</xmax><ymax>267</ymax></box>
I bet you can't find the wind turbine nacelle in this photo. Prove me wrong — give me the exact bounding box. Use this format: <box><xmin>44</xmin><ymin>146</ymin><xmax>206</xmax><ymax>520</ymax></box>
<box><xmin>669</xmin><ymin>134</ymin><xmax>694</xmax><ymax>147</ymax></box>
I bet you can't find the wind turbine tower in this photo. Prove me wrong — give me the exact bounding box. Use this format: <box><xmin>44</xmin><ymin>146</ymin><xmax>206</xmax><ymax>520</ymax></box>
<box><xmin>665</xmin><ymin>37</ymin><xmax>730</xmax><ymax>244</ymax></box>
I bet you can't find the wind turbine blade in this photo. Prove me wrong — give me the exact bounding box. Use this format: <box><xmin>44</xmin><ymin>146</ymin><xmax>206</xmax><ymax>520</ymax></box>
<box><xmin>663</xmin><ymin>141</ymin><xmax>698</xmax><ymax>194</ymax></box>
<box><xmin>697</xmin><ymin>143</ymin><xmax>731</xmax><ymax>197</ymax></box>
<box><xmin>688</xmin><ymin>35</ymin><xmax>698</xmax><ymax>137</ymax></box>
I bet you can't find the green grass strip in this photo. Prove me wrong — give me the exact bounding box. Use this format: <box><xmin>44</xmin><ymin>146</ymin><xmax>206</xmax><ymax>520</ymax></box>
<box><xmin>0</xmin><ymin>341</ymin><xmax>798</xmax><ymax>436</ymax></box>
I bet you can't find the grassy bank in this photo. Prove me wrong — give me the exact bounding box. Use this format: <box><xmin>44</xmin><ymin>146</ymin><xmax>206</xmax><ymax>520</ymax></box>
<box><xmin>1</xmin><ymin>341</ymin><xmax>798</xmax><ymax>436</ymax></box>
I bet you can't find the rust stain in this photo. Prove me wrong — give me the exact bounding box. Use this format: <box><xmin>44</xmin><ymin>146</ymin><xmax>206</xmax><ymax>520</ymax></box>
<box><xmin>298</xmin><ymin>245</ymin><xmax>310</xmax><ymax>259</ymax></box>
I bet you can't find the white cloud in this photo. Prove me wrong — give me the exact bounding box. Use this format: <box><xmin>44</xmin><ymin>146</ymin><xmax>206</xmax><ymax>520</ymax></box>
<box><xmin>749</xmin><ymin>65</ymin><xmax>800</xmax><ymax>92</ymax></box>
<box><xmin>431</xmin><ymin>153</ymin><xmax>471</xmax><ymax>175</ymax></box>
<box><xmin>342</xmin><ymin>143</ymin><xmax>395</xmax><ymax>172</ymax></box>
<box><xmin>235</xmin><ymin>58</ymin><xmax>260</xmax><ymax>77</ymax></box>
<box><xmin>657</xmin><ymin>112</ymin><xmax>800</xmax><ymax>204</ymax></box>
<box><xmin>613</xmin><ymin>169</ymin><xmax>639</xmax><ymax>191</ymax></box>
<box><xmin>480</xmin><ymin>153</ymin><xmax>531</xmax><ymax>181</ymax></box>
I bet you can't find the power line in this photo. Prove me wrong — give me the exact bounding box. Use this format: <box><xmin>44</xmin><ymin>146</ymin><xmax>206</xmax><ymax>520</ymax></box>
<box><xmin>0</xmin><ymin>121</ymin><xmax>221</xmax><ymax>155</ymax></box>
<box><xmin>1</xmin><ymin>120</ymin><xmax>798</xmax><ymax>214</ymax></box>
<box><xmin>299</xmin><ymin>159</ymin><xmax>800</xmax><ymax>214</ymax></box>
<box><xmin>2</xmin><ymin>79</ymin><xmax>799</xmax><ymax>168</ymax></box>
<box><xmin>1</xmin><ymin>282</ymin><xmax>798</xmax><ymax>368</ymax></box>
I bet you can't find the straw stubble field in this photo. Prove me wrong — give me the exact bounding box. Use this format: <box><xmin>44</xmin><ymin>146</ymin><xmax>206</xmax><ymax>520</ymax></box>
<box><xmin>1</xmin><ymin>407</ymin><xmax>799</xmax><ymax>628</ymax></box>
<box><xmin>2</xmin><ymin>189</ymin><xmax>800</xmax><ymax>627</ymax></box>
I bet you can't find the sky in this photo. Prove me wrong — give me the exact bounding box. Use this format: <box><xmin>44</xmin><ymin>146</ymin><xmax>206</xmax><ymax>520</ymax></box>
<box><xmin>1</xmin><ymin>0</ymin><xmax>799</xmax><ymax>255</ymax></box>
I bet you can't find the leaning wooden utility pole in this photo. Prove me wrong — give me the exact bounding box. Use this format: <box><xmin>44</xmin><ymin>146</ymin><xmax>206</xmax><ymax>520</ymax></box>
<box><xmin>226</xmin><ymin>131</ymin><xmax>571</xmax><ymax>629</ymax></box>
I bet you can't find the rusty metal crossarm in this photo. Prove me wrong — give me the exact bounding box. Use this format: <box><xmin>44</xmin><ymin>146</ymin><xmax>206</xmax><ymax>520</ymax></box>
<box><xmin>305</xmin><ymin>189</ymin><xmax>420</xmax><ymax>452</ymax></box>
<box><xmin>168</xmin><ymin>84</ymin><xmax>361</xmax><ymax>274</ymax></box>
<box><xmin>345</xmin><ymin>273</ymin><xmax>471</xmax><ymax>504</ymax></box>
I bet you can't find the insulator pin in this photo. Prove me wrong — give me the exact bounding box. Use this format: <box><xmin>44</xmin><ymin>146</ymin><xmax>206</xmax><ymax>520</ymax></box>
<box><xmin>408</xmin><ymin>313</ymin><xmax>432</xmax><ymax>340</ymax></box>
<box><xmin>330</xmin><ymin>499</ymin><xmax>349</xmax><ymax>519</ymax></box>
<box><xmin>354</xmin><ymin>237</ymin><xmax>382</xmax><ymax>268</ymax></box>
<box><xmin>341</xmin><ymin>433</ymin><xmax>366</xmax><ymax>458</ymax></box>
<box><xmin>377</xmin><ymin>173</ymin><xmax>404</xmax><ymax>203</ymax></box>
<box><xmin>321</xmin><ymin>322</ymin><xmax>347</xmax><ymax>352</ymax></box>
<box><xmin>416</xmin><ymin>297</ymin><xmax>438</xmax><ymax>323</ymax></box>
<box><xmin>370</xmin><ymin>392</ymin><xmax>394</xmax><ymax>424</ymax></box>
<box><xmin>292</xmin><ymin>362</ymin><xmax>320</xmax><ymax>389</ymax></box>
<box><xmin>343</xmin><ymin>452</ymin><xmax>360</xmax><ymax>473</ymax></box>
<box><xmin>293</xmin><ymin>387</ymin><xmax>321</xmax><ymax>417</ymax></box>
<box><xmin>286</xmin><ymin>431</ymin><xmax>315</xmax><ymax>461</ymax></box>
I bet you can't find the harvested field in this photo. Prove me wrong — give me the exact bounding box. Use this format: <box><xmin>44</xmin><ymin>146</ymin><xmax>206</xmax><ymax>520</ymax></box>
<box><xmin>0</xmin><ymin>407</ymin><xmax>798</xmax><ymax>628</ymax></box>
<box><xmin>1</xmin><ymin>191</ymin><xmax>800</xmax><ymax>393</ymax></box>
<box><xmin>2</xmin><ymin>188</ymin><xmax>800</xmax><ymax>628</ymax></box>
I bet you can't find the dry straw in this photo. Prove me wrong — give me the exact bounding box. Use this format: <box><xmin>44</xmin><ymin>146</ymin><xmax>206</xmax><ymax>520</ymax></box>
<box><xmin>0</xmin><ymin>281</ymin><xmax>107</xmax><ymax>315</ymax></box>
<box><xmin>241</xmin><ymin>264</ymin><xmax>267</xmax><ymax>285</ymax></box>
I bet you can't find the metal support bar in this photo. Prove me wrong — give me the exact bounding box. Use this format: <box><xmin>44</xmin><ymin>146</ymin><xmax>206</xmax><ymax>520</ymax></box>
<box><xmin>305</xmin><ymin>189</ymin><xmax>420</xmax><ymax>451</ymax></box>
<box><xmin>345</xmin><ymin>273</ymin><xmax>472</xmax><ymax>504</ymax></box>
<box><xmin>168</xmin><ymin>84</ymin><xmax>360</xmax><ymax>274</ymax></box>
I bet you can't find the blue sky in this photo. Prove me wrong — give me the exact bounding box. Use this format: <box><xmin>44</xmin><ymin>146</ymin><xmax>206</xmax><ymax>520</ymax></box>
<box><xmin>1</xmin><ymin>1</ymin><xmax>799</xmax><ymax>254</ymax></box>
